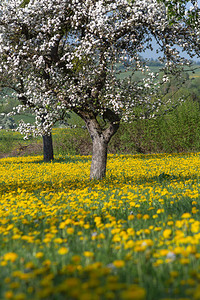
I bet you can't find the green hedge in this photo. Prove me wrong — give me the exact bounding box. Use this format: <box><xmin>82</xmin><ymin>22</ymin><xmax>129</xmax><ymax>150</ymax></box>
<box><xmin>1</xmin><ymin>98</ymin><xmax>200</xmax><ymax>157</ymax></box>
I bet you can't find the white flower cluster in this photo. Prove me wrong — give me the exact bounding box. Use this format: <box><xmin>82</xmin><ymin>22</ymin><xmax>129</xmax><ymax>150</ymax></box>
<box><xmin>0</xmin><ymin>0</ymin><xmax>199</xmax><ymax>136</ymax></box>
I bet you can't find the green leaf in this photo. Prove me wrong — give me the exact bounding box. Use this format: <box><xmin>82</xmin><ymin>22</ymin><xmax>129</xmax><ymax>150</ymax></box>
<box><xmin>19</xmin><ymin>0</ymin><xmax>30</xmax><ymax>8</ymax></box>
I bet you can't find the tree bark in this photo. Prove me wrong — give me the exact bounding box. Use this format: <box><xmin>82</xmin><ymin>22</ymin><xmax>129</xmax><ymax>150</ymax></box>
<box><xmin>43</xmin><ymin>133</ymin><xmax>54</xmax><ymax>162</ymax></box>
<box><xmin>90</xmin><ymin>134</ymin><xmax>108</xmax><ymax>180</ymax></box>
<box><xmin>86</xmin><ymin>117</ymin><xmax>119</xmax><ymax>180</ymax></box>
<box><xmin>74</xmin><ymin>108</ymin><xmax>120</xmax><ymax>180</ymax></box>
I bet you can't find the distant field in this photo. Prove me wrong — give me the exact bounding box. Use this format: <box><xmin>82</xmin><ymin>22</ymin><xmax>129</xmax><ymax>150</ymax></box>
<box><xmin>189</xmin><ymin>72</ymin><xmax>200</xmax><ymax>79</ymax></box>
<box><xmin>117</xmin><ymin>66</ymin><xmax>160</xmax><ymax>80</ymax></box>
<box><xmin>118</xmin><ymin>64</ymin><xmax>200</xmax><ymax>80</ymax></box>
<box><xmin>186</xmin><ymin>64</ymin><xmax>200</xmax><ymax>79</ymax></box>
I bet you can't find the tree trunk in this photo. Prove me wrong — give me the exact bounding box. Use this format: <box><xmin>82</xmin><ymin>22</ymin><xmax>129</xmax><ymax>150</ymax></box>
<box><xmin>43</xmin><ymin>133</ymin><xmax>54</xmax><ymax>162</ymax></box>
<box><xmin>85</xmin><ymin>118</ymin><xmax>119</xmax><ymax>180</ymax></box>
<box><xmin>74</xmin><ymin>109</ymin><xmax>120</xmax><ymax>180</ymax></box>
<box><xmin>90</xmin><ymin>135</ymin><xmax>108</xmax><ymax>180</ymax></box>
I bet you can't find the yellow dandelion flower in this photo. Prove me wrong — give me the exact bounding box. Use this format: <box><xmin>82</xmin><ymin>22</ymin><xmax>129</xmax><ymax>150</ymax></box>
<box><xmin>14</xmin><ymin>293</ymin><xmax>26</xmax><ymax>300</ymax></box>
<box><xmin>4</xmin><ymin>291</ymin><xmax>14</xmax><ymax>299</ymax></box>
<box><xmin>59</xmin><ymin>222</ymin><xmax>66</xmax><ymax>229</ymax></box>
<box><xmin>163</xmin><ymin>229</ymin><xmax>172</xmax><ymax>239</ymax></box>
<box><xmin>137</xmin><ymin>213</ymin><xmax>142</xmax><ymax>219</ymax></box>
<box><xmin>35</xmin><ymin>252</ymin><xmax>44</xmax><ymax>258</ymax></box>
<box><xmin>153</xmin><ymin>259</ymin><xmax>163</xmax><ymax>267</ymax></box>
<box><xmin>174</xmin><ymin>246</ymin><xmax>184</xmax><ymax>254</ymax></box>
<box><xmin>159</xmin><ymin>249</ymin><xmax>169</xmax><ymax>256</ymax></box>
<box><xmin>4</xmin><ymin>277</ymin><xmax>11</xmax><ymax>284</ymax></box>
<box><xmin>83</xmin><ymin>251</ymin><xmax>94</xmax><ymax>258</ymax></box>
<box><xmin>180</xmin><ymin>258</ymin><xmax>190</xmax><ymax>264</ymax></box>
<box><xmin>120</xmin><ymin>285</ymin><xmax>146</xmax><ymax>300</ymax></box>
<box><xmin>84</xmin><ymin>224</ymin><xmax>90</xmax><ymax>229</ymax></box>
<box><xmin>181</xmin><ymin>213</ymin><xmax>191</xmax><ymax>219</ymax></box>
<box><xmin>157</xmin><ymin>209</ymin><xmax>164</xmax><ymax>214</ymax></box>
<box><xmin>58</xmin><ymin>247</ymin><xmax>69</xmax><ymax>255</ymax></box>
<box><xmin>154</xmin><ymin>227</ymin><xmax>162</xmax><ymax>232</ymax></box>
<box><xmin>170</xmin><ymin>271</ymin><xmax>179</xmax><ymax>278</ymax></box>
<box><xmin>54</xmin><ymin>238</ymin><xmax>63</xmax><ymax>243</ymax></box>
<box><xmin>10</xmin><ymin>282</ymin><xmax>20</xmax><ymax>289</ymax></box>
<box><xmin>186</xmin><ymin>245</ymin><xmax>196</xmax><ymax>254</ymax></box>
<box><xmin>42</xmin><ymin>260</ymin><xmax>51</xmax><ymax>267</ymax></box>
<box><xmin>113</xmin><ymin>260</ymin><xmax>125</xmax><ymax>268</ymax></box>
<box><xmin>71</xmin><ymin>255</ymin><xmax>81</xmax><ymax>264</ymax></box>
<box><xmin>4</xmin><ymin>252</ymin><xmax>18</xmax><ymax>262</ymax></box>
<box><xmin>66</xmin><ymin>228</ymin><xmax>74</xmax><ymax>234</ymax></box>
<box><xmin>153</xmin><ymin>214</ymin><xmax>158</xmax><ymax>219</ymax></box>
<box><xmin>12</xmin><ymin>235</ymin><xmax>21</xmax><ymax>240</ymax></box>
<box><xmin>143</xmin><ymin>214</ymin><xmax>150</xmax><ymax>220</ymax></box>
<box><xmin>124</xmin><ymin>240</ymin><xmax>134</xmax><ymax>249</ymax></box>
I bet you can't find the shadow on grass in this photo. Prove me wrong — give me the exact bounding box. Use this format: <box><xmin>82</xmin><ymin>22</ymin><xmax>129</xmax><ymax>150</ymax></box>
<box><xmin>54</xmin><ymin>155</ymin><xmax>91</xmax><ymax>164</ymax></box>
<box><xmin>0</xmin><ymin>155</ymin><xmax>91</xmax><ymax>165</ymax></box>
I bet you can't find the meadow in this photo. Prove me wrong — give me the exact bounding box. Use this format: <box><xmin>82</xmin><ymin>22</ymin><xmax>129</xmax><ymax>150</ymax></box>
<box><xmin>1</xmin><ymin>152</ymin><xmax>200</xmax><ymax>299</ymax></box>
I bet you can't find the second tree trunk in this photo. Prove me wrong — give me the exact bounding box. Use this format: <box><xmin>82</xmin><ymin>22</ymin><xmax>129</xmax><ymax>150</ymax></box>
<box><xmin>43</xmin><ymin>133</ymin><xmax>54</xmax><ymax>162</ymax></box>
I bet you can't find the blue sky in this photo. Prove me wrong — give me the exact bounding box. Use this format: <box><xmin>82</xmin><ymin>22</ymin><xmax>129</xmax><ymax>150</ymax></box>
<box><xmin>142</xmin><ymin>1</ymin><xmax>200</xmax><ymax>61</ymax></box>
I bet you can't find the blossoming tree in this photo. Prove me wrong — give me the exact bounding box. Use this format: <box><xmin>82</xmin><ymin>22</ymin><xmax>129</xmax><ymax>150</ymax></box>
<box><xmin>0</xmin><ymin>0</ymin><xmax>199</xmax><ymax>179</ymax></box>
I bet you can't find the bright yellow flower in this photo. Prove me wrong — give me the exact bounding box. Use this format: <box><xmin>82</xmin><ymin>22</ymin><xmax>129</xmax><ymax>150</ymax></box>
<box><xmin>83</xmin><ymin>251</ymin><xmax>94</xmax><ymax>258</ymax></box>
<box><xmin>181</xmin><ymin>213</ymin><xmax>191</xmax><ymax>219</ymax></box>
<box><xmin>124</xmin><ymin>240</ymin><xmax>134</xmax><ymax>249</ymax></box>
<box><xmin>3</xmin><ymin>252</ymin><xmax>18</xmax><ymax>262</ymax></box>
<box><xmin>4</xmin><ymin>291</ymin><xmax>14</xmax><ymax>299</ymax></box>
<box><xmin>66</xmin><ymin>228</ymin><xmax>74</xmax><ymax>234</ymax></box>
<box><xmin>58</xmin><ymin>247</ymin><xmax>69</xmax><ymax>255</ymax></box>
<box><xmin>35</xmin><ymin>252</ymin><xmax>44</xmax><ymax>258</ymax></box>
<box><xmin>163</xmin><ymin>229</ymin><xmax>172</xmax><ymax>239</ymax></box>
<box><xmin>157</xmin><ymin>209</ymin><xmax>164</xmax><ymax>214</ymax></box>
<box><xmin>113</xmin><ymin>260</ymin><xmax>125</xmax><ymax>268</ymax></box>
<box><xmin>54</xmin><ymin>238</ymin><xmax>63</xmax><ymax>244</ymax></box>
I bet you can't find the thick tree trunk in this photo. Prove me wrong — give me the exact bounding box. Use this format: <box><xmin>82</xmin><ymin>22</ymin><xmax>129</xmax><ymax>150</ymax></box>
<box><xmin>43</xmin><ymin>133</ymin><xmax>54</xmax><ymax>162</ymax></box>
<box><xmin>90</xmin><ymin>135</ymin><xmax>108</xmax><ymax>180</ymax></box>
<box><xmin>86</xmin><ymin>118</ymin><xmax>119</xmax><ymax>180</ymax></box>
<box><xmin>74</xmin><ymin>108</ymin><xmax>120</xmax><ymax>180</ymax></box>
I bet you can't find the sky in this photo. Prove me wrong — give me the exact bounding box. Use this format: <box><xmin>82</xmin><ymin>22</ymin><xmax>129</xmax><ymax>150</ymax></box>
<box><xmin>142</xmin><ymin>1</ymin><xmax>200</xmax><ymax>62</ymax></box>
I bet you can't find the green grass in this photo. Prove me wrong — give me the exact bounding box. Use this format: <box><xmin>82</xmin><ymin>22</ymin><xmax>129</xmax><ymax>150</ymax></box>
<box><xmin>0</xmin><ymin>153</ymin><xmax>200</xmax><ymax>299</ymax></box>
<box><xmin>13</xmin><ymin>114</ymin><xmax>35</xmax><ymax>124</ymax></box>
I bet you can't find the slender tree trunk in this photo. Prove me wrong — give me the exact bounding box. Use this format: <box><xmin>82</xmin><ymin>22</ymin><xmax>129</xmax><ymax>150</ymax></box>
<box><xmin>43</xmin><ymin>133</ymin><xmax>54</xmax><ymax>162</ymax></box>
